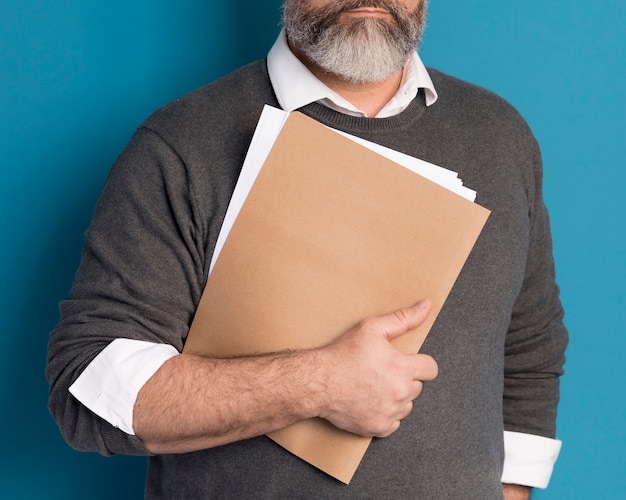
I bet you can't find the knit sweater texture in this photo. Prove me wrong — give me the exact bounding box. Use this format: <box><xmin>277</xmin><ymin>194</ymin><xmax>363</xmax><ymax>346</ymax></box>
<box><xmin>47</xmin><ymin>60</ymin><xmax>568</xmax><ymax>499</ymax></box>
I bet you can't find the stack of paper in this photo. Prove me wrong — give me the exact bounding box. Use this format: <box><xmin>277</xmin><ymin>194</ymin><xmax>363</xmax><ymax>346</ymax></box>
<box><xmin>184</xmin><ymin>106</ymin><xmax>490</xmax><ymax>483</ymax></box>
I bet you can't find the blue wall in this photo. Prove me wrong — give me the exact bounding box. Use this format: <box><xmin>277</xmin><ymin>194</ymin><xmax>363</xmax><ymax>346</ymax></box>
<box><xmin>1</xmin><ymin>1</ymin><xmax>624</xmax><ymax>498</ymax></box>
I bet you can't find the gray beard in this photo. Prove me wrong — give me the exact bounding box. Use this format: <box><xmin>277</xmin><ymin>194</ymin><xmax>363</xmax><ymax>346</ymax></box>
<box><xmin>282</xmin><ymin>0</ymin><xmax>427</xmax><ymax>84</ymax></box>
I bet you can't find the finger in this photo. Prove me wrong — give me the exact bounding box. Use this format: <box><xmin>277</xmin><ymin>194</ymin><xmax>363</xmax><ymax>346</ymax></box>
<box><xmin>412</xmin><ymin>353</ymin><xmax>438</xmax><ymax>381</ymax></box>
<box><xmin>379</xmin><ymin>402</ymin><xmax>414</xmax><ymax>437</ymax></box>
<box><xmin>380</xmin><ymin>300</ymin><xmax>432</xmax><ymax>341</ymax></box>
<box><xmin>375</xmin><ymin>420</ymin><xmax>401</xmax><ymax>438</ymax></box>
<box><xmin>408</xmin><ymin>380</ymin><xmax>425</xmax><ymax>400</ymax></box>
<box><xmin>401</xmin><ymin>399</ymin><xmax>414</xmax><ymax>418</ymax></box>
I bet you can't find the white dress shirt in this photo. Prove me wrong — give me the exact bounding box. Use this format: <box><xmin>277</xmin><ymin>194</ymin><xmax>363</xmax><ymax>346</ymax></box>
<box><xmin>70</xmin><ymin>29</ymin><xmax>561</xmax><ymax>489</ymax></box>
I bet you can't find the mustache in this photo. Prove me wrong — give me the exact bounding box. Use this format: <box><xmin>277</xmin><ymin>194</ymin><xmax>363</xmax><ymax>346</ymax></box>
<box><xmin>327</xmin><ymin>0</ymin><xmax>410</xmax><ymax>18</ymax></box>
<box><xmin>302</xmin><ymin>0</ymin><xmax>412</xmax><ymax>34</ymax></box>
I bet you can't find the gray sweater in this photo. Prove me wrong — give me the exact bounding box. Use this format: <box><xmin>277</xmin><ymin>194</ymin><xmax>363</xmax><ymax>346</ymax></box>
<box><xmin>47</xmin><ymin>60</ymin><xmax>568</xmax><ymax>499</ymax></box>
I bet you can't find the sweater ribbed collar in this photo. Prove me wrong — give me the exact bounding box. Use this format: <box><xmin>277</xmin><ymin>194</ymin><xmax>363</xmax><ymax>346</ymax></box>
<box><xmin>296</xmin><ymin>92</ymin><xmax>428</xmax><ymax>135</ymax></box>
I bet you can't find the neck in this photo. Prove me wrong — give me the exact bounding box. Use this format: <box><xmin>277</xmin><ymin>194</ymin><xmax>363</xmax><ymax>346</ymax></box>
<box><xmin>289</xmin><ymin>41</ymin><xmax>404</xmax><ymax>117</ymax></box>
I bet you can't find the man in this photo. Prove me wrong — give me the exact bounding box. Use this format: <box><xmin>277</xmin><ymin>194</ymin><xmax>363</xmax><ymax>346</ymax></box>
<box><xmin>47</xmin><ymin>1</ymin><xmax>568</xmax><ymax>498</ymax></box>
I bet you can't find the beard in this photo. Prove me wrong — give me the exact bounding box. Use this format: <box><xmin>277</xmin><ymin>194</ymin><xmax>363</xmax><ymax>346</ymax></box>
<box><xmin>282</xmin><ymin>0</ymin><xmax>428</xmax><ymax>84</ymax></box>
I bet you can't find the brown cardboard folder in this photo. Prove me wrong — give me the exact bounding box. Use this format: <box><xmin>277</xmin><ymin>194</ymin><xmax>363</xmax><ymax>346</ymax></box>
<box><xmin>184</xmin><ymin>111</ymin><xmax>490</xmax><ymax>483</ymax></box>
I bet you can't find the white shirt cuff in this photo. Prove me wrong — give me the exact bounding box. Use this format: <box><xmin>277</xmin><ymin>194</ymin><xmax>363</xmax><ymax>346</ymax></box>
<box><xmin>69</xmin><ymin>338</ymin><xmax>179</xmax><ymax>435</ymax></box>
<box><xmin>501</xmin><ymin>430</ymin><xmax>562</xmax><ymax>489</ymax></box>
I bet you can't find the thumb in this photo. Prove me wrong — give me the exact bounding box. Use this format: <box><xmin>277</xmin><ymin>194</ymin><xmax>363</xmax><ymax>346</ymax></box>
<box><xmin>381</xmin><ymin>299</ymin><xmax>432</xmax><ymax>342</ymax></box>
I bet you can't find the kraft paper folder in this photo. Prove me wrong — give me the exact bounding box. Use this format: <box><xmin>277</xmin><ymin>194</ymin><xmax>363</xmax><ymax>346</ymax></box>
<box><xmin>184</xmin><ymin>111</ymin><xmax>490</xmax><ymax>484</ymax></box>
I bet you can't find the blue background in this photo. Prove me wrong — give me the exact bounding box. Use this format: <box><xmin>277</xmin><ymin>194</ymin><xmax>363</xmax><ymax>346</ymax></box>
<box><xmin>1</xmin><ymin>1</ymin><xmax>624</xmax><ymax>498</ymax></box>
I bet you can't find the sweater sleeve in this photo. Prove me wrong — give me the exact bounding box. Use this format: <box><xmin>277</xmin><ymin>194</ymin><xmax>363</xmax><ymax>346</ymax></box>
<box><xmin>46</xmin><ymin>126</ymin><xmax>207</xmax><ymax>456</ymax></box>
<box><xmin>502</xmin><ymin>137</ymin><xmax>568</xmax><ymax>439</ymax></box>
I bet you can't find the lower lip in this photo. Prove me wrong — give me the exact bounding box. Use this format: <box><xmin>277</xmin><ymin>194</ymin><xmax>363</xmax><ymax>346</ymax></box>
<box><xmin>344</xmin><ymin>8</ymin><xmax>390</xmax><ymax>18</ymax></box>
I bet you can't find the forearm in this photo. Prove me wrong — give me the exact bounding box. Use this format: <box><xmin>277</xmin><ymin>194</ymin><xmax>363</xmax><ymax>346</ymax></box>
<box><xmin>504</xmin><ymin>154</ymin><xmax>568</xmax><ymax>438</ymax></box>
<box><xmin>133</xmin><ymin>302</ymin><xmax>437</xmax><ymax>454</ymax></box>
<box><xmin>133</xmin><ymin>349</ymin><xmax>324</xmax><ymax>454</ymax></box>
<box><xmin>503</xmin><ymin>484</ymin><xmax>531</xmax><ymax>500</ymax></box>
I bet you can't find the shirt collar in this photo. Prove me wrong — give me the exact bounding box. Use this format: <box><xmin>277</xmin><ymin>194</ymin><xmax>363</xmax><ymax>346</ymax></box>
<box><xmin>267</xmin><ymin>29</ymin><xmax>438</xmax><ymax>118</ymax></box>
